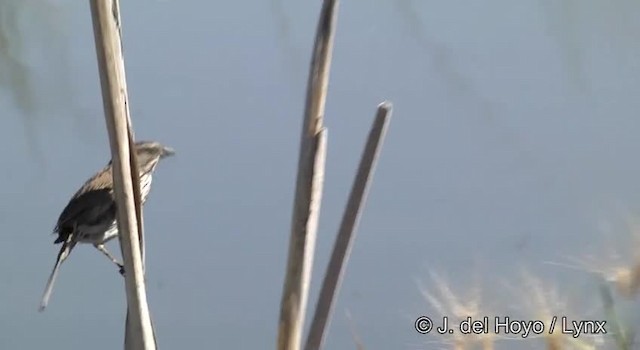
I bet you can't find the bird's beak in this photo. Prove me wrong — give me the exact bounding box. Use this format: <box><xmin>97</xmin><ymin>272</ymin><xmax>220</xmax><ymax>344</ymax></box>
<box><xmin>162</xmin><ymin>146</ymin><xmax>175</xmax><ymax>158</ymax></box>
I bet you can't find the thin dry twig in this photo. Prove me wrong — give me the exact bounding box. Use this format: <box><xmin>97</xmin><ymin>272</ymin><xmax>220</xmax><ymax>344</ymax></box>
<box><xmin>305</xmin><ymin>102</ymin><xmax>392</xmax><ymax>350</ymax></box>
<box><xmin>277</xmin><ymin>1</ymin><xmax>339</xmax><ymax>349</ymax></box>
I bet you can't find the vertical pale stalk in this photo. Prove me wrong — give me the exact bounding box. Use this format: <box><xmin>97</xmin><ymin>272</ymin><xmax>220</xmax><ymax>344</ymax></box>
<box><xmin>89</xmin><ymin>0</ymin><xmax>155</xmax><ymax>349</ymax></box>
<box><xmin>277</xmin><ymin>1</ymin><xmax>339</xmax><ymax>349</ymax></box>
<box><xmin>305</xmin><ymin>102</ymin><xmax>392</xmax><ymax>350</ymax></box>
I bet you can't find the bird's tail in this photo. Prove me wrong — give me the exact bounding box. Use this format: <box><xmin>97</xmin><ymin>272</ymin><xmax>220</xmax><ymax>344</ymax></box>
<box><xmin>39</xmin><ymin>237</ymin><xmax>77</xmax><ymax>312</ymax></box>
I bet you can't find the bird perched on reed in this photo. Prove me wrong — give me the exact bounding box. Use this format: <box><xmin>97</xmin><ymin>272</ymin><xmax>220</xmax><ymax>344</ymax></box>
<box><xmin>39</xmin><ymin>141</ymin><xmax>174</xmax><ymax>312</ymax></box>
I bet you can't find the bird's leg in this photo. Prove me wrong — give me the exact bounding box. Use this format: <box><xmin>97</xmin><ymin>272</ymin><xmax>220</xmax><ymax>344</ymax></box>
<box><xmin>93</xmin><ymin>244</ymin><xmax>125</xmax><ymax>276</ymax></box>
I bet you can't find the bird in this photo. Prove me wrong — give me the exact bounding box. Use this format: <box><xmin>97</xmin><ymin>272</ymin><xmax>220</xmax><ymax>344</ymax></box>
<box><xmin>39</xmin><ymin>140</ymin><xmax>174</xmax><ymax>312</ymax></box>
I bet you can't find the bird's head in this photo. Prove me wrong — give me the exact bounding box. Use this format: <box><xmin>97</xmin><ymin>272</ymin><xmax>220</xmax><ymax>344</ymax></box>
<box><xmin>135</xmin><ymin>141</ymin><xmax>175</xmax><ymax>158</ymax></box>
<box><xmin>134</xmin><ymin>141</ymin><xmax>175</xmax><ymax>171</ymax></box>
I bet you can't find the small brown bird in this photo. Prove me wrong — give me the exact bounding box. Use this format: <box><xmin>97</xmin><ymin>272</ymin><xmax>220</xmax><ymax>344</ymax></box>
<box><xmin>39</xmin><ymin>141</ymin><xmax>174</xmax><ymax>311</ymax></box>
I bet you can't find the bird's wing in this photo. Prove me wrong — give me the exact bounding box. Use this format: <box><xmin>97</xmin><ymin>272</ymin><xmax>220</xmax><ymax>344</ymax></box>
<box><xmin>56</xmin><ymin>189</ymin><xmax>116</xmax><ymax>230</ymax></box>
<box><xmin>55</xmin><ymin>166</ymin><xmax>116</xmax><ymax>233</ymax></box>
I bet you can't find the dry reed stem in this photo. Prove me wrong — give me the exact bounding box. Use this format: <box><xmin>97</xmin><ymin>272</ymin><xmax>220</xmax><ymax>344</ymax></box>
<box><xmin>277</xmin><ymin>1</ymin><xmax>338</xmax><ymax>349</ymax></box>
<box><xmin>89</xmin><ymin>0</ymin><xmax>155</xmax><ymax>349</ymax></box>
<box><xmin>305</xmin><ymin>102</ymin><xmax>392</xmax><ymax>350</ymax></box>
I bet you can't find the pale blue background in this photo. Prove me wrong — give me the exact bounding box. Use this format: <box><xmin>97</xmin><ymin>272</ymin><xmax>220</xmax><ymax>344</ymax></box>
<box><xmin>1</xmin><ymin>1</ymin><xmax>639</xmax><ymax>349</ymax></box>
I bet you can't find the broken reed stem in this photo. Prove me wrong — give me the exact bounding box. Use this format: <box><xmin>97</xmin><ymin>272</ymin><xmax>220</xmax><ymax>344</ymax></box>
<box><xmin>89</xmin><ymin>0</ymin><xmax>155</xmax><ymax>349</ymax></box>
<box><xmin>304</xmin><ymin>102</ymin><xmax>392</xmax><ymax>350</ymax></box>
<box><xmin>277</xmin><ymin>1</ymin><xmax>339</xmax><ymax>350</ymax></box>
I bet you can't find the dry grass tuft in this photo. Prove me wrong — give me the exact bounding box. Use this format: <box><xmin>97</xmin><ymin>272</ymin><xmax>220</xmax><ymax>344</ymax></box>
<box><xmin>415</xmin><ymin>214</ymin><xmax>640</xmax><ymax>350</ymax></box>
<box><xmin>517</xmin><ymin>272</ymin><xmax>603</xmax><ymax>350</ymax></box>
<box><xmin>419</xmin><ymin>271</ymin><xmax>496</xmax><ymax>350</ymax></box>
